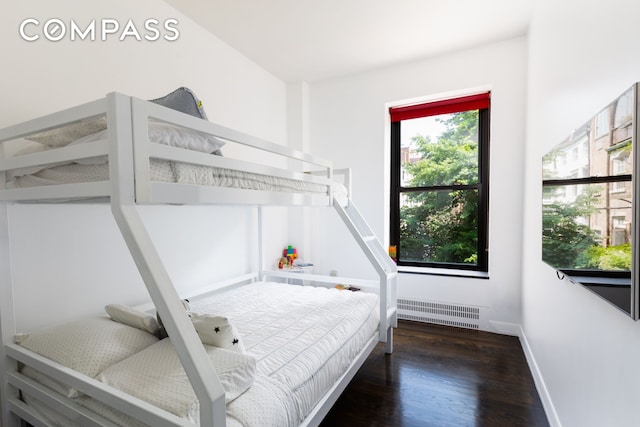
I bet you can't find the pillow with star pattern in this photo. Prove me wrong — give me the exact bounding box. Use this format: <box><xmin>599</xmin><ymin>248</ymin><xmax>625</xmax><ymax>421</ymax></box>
<box><xmin>189</xmin><ymin>312</ymin><xmax>246</xmax><ymax>353</ymax></box>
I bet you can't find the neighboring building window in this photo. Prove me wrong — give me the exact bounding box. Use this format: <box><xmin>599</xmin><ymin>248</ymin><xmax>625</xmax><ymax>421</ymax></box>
<box><xmin>614</xmin><ymin>89</ymin><xmax>633</xmax><ymax>127</ymax></box>
<box><xmin>389</xmin><ymin>92</ymin><xmax>490</xmax><ymax>272</ymax></box>
<box><xmin>594</xmin><ymin>109</ymin><xmax>609</xmax><ymax>138</ymax></box>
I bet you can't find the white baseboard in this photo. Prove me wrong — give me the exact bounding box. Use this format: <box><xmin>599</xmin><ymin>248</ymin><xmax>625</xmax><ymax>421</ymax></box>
<box><xmin>488</xmin><ymin>320</ymin><xmax>521</xmax><ymax>336</ymax></box>
<box><xmin>518</xmin><ymin>325</ymin><xmax>562</xmax><ymax>427</ymax></box>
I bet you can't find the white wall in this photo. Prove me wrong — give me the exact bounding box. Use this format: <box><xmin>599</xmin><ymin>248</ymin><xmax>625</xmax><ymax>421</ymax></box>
<box><xmin>523</xmin><ymin>1</ymin><xmax>640</xmax><ymax>426</ymax></box>
<box><xmin>1</xmin><ymin>0</ymin><xmax>289</xmax><ymax>331</ymax></box>
<box><xmin>306</xmin><ymin>37</ymin><xmax>527</xmax><ymax>331</ymax></box>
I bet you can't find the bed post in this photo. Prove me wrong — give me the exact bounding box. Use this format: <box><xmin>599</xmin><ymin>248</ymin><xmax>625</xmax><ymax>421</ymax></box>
<box><xmin>0</xmin><ymin>134</ymin><xmax>20</xmax><ymax>427</ymax></box>
<box><xmin>0</xmin><ymin>205</ymin><xmax>20</xmax><ymax>427</ymax></box>
<box><xmin>258</xmin><ymin>206</ymin><xmax>264</xmax><ymax>281</ymax></box>
<box><xmin>107</xmin><ymin>93</ymin><xmax>226</xmax><ymax>427</ymax></box>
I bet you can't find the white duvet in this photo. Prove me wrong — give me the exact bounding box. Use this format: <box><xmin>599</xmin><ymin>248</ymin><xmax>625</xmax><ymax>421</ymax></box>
<box><xmin>190</xmin><ymin>282</ymin><xmax>380</xmax><ymax>426</ymax></box>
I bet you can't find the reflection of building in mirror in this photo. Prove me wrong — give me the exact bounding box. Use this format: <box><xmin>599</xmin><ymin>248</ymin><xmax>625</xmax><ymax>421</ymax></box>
<box><xmin>541</xmin><ymin>83</ymin><xmax>638</xmax><ymax>319</ymax></box>
<box><xmin>542</xmin><ymin>86</ymin><xmax>633</xmax><ymax>271</ymax></box>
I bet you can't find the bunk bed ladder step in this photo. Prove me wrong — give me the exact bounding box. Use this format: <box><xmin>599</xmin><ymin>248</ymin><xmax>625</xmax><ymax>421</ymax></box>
<box><xmin>333</xmin><ymin>197</ymin><xmax>398</xmax><ymax>352</ymax></box>
<box><xmin>333</xmin><ymin>199</ymin><xmax>397</xmax><ymax>275</ymax></box>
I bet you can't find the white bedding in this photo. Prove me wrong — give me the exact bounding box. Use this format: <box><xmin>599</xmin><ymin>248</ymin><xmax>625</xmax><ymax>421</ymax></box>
<box><xmin>19</xmin><ymin>282</ymin><xmax>379</xmax><ymax>427</ymax></box>
<box><xmin>8</xmin><ymin>130</ymin><xmax>344</xmax><ymax>197</ymax></box>
<box><xmin>189</xmin><ymin>282</ymin><xmax>380</xmax><ymax>425</ymax></box>
<box><xmin>9</xmin><ymin>160</ymin><xmax>341</xmax><ymax>197</ymax></box>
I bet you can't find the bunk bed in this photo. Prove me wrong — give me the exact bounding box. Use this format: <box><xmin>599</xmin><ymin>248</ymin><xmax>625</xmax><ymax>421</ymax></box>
<box><xmin>0</xmin><ymin>89</ymin><xmax>398</xmax><ymax>427</ymax></box>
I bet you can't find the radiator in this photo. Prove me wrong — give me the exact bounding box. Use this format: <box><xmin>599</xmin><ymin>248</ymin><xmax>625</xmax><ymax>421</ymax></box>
<box><xmin>397</xmin><ymin>298</ymin><xmax>482</xmax><ymax>330</ymax></box>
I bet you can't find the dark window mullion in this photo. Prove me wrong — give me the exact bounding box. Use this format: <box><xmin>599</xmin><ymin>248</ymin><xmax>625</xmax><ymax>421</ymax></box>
<box><xmin>400</xmin><ymin>183</ymin><xmax>481</xmax><ymax>193</ymax></box>
<box><xmin>390</xmin><ymin>121</ymin><xmax>401</xmax><ymax>251</ymax></box>
<box><xmin>476</xmin><ymin>107</ymin><xmax>490</xmax><ymax>272</ymax></box>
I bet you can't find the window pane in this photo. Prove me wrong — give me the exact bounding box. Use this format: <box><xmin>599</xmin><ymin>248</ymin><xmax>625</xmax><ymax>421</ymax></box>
<box><xmin>401</xmin><ymin>111</ymin><xmax>479</xmax><ymax>187</ymax></box>
<box><xmin>543</xmin><ymin>135</ymin><xmax>632</xmax><ymax>180</ymax></box>
<box><xmin>399</xmin><ymin>189</ymin><xmax>478</xmax><ymax>265</ymax></box>
<box><xmin>614</xmin><ymin>87</ymin><xmax>633</xmax><ymax>128</ymax></box>
<box><xmin>543</xmin><ymin>87</ymin><xmax>633</xmax><ymax>182</ymax></box>
<box><xmin>542</xmin><ymin>182</ymin><xmax>632</xmax><ymax>271</ymax></box>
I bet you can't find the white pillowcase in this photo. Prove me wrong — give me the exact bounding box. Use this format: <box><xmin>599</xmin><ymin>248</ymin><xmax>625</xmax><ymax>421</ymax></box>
<box><xmin>96</xmin><ymin>339</ymin><xmax>256</xmax><ymax>421</ymax></box>
<box><xmin>104</xmin><ymin>304</ymin><xmax>161</xmax><ymax>337</ymax></box>
<box><xmin>5</xmin><ymin>141</ymin><xmax>61</xmax><ymax>178</ymax></box>
<box><xmin>147</xmin><ymin>121</ymin><xmax>226</xmax><ymax>154</ymax></box>
<box><xmin>25</xmin><ymin>117</ymin><xmax>107</xmax><ymax>147</ymax></box>
<box><xmin>19</xmin><ymin>317</ymin><xmax>158</xmax><ymax>398</ymax></box>
<box><xmin>29</xmin><ymin>120</ymin><xmax>225</xmax><ymax>154</ymax></box>
<box><xmin>189</xmin><ymin>312</ymin><xmax>246</xmax><ymax>353</ymax></box>
<box><xmin>10</xmin><ymin>121</ymin><xmax>226</xmax><ymax>178</ymax></box>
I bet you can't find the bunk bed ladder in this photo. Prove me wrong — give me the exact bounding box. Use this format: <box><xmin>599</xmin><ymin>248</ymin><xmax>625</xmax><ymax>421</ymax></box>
<box><xmin>333</xmin><ymin>198</ymin><xmax>398</xmax><ymax>353</ymax></box>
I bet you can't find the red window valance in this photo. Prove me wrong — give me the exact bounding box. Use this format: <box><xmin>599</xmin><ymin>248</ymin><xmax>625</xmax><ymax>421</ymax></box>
<box><xmin>389</xmin><ymin>92</ymin><xmax>490</xmax><ymax>122</ymax></box>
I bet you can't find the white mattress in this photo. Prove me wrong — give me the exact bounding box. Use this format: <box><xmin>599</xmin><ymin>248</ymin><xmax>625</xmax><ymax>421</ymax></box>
<box><xmin>8</xmin><ymin>122</ymin><xmax>344</xmax><ymax>196</ymax></box>
<box><xmin>20</xmin><ymin>282</ymin><xmax>379</xmax><ymax>427</ymax></box>
<box><xmin>9</xmin><ymin>160</ymin><xmax>343</xmax><ymax>197</ymax></box>
<box><xmin>190</xmin><ymin>282</ymin><xmax>380</xmax><ymax>426</ymax></box>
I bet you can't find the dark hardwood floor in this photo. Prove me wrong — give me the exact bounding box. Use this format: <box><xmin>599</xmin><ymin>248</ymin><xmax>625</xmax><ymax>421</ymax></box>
<box><xmin>320</xmin><ymin>320</ymin><xmax>549</xmax><ymax>427</ymax></box>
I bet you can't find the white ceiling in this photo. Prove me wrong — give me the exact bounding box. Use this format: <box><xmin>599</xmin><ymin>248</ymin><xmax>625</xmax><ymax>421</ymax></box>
<box><xmin>165</xmin><ymin>0</ymin><xmax>533</xmax><ymax>83</ymax></box>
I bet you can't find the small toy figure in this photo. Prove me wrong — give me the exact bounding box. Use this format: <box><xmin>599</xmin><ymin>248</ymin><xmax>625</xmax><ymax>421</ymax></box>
<box><xmin>283</xmin><ymin>245</ymin><xmax>298</xmax><ymax>265</ymax></box>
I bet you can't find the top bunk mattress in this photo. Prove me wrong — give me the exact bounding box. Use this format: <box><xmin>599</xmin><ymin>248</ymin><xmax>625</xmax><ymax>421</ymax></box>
<box><xmin>8</xmin><ymin>158</ymin><xmax>345</xmax><ymax>197</ymax></box>
<box><xmin>6</xmin><ymin>124</ymin><xmax>343</xmax><ymax>196</ymax></box>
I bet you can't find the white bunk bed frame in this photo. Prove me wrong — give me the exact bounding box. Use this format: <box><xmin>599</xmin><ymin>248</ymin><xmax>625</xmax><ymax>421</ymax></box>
<box><xmin>0</xmin><ymin>92</ymin><xmax>398</xmax><ymax>427</ymax></box>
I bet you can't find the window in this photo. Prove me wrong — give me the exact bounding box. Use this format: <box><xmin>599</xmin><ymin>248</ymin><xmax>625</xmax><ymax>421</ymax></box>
<box><xmin>389</xmin><ymin>92</ymin><xmax>490</xmax><ymax>272</ymax></box>
<box><xmin>594</xmin><ymin>109</ymin><xmax>609</xmax><ymax>138</ymax></box>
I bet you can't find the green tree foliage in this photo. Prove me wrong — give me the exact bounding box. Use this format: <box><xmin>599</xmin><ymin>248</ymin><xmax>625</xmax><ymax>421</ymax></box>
<box><xmin>400</xmin><ymin>111</ymin><xmax>479</xmax><ymax>264</ymax></box>
<box><xmin>577</xmin><ymin>243</ymin><xmax>631</xmax><ymax>270</ymax></box>
<box><xmin>542</xmin><ymin>195</ymin><xmax>599</xmax><ymax>269</ymax></box>
<box><xmin>542</xmin><ymin>184</ymin><xmax>631</xmax><ymax>271</ymax></box>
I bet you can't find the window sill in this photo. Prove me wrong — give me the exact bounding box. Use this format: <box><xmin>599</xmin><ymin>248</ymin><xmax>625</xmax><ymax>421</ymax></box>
<box><xmin>397</xmin><ymin>265</ymin><xmax>489</xmax><ymax>279</ymax></box>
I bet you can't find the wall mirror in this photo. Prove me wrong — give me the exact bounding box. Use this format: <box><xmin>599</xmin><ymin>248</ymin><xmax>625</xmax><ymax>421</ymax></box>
<box><xmin>542</xmin><ymin>83</ymin><xmax>639</xmax><ymax>319</ymax></box>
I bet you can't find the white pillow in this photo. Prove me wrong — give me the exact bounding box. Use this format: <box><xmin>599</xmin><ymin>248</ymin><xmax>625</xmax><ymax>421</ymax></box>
<box><xmin>96</xmin><ymin>339</ymin><xmax>256</xmax><ymax>421</ymax></box>
<box><xmin>25</xmin><ymin>117</ymin><xmax>107</xmax><ymax>147</ymax></box>
<box><xmin>27</xmin><ymin>121</ymin><xmax>225</xmax><ymax>155</ymax></box>
<box><xmin>189</xmin><ymin>312</ymin><xmax>246</xmax><ymax>353</ymax></box>
<box><xmin>6</xmin><ymin>141</ymin><xmax>63</xmax><ymax>178</ymax></box>
<box><xmin>18</xmin><ymin>317</ymin><xmax>158</xmax><ymax>398</ymax></box>
<box><xmin>104</xmin><ymin>304</ymin><xmax>161</xmax><ymax>337</ymax></box>
<box><xmin>146</xmin><ymin>121</ymin><xmax>226</xmax><ymax>154</ymax></box>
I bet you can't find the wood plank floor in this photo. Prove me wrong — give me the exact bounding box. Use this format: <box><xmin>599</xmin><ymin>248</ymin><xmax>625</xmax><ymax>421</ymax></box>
<box><xmin>320</xmin><ymin>320</ymin><xmax>549</xmax><ymax>427</ymax></box>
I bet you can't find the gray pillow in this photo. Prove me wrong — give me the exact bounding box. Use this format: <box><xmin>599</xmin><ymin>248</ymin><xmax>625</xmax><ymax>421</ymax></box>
<box><xmin>150</xmin><ymin>87</ymin><xmax>222</xmax><ymax>155</ymax></box>
<box><xmin>150</xmin><ymin>87</ymin><xmax>209</xmax><ymax>120</ymax></box>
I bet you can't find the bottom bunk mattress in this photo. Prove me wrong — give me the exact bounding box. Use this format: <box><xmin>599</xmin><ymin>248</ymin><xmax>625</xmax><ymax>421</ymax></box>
<box><xmin>15</xmin><ymin>282</ymin><xmax>380</xmax><ymax>426</ymax></box>
<box><xmin>190</xmin><ymin>282</ymin><xmax>380</xmax><ymax>425</ymax></box>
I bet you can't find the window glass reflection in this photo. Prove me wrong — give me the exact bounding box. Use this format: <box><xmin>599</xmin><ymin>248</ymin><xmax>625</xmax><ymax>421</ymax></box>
<box><xmin>542</xmin><ymin>182</ymin><xmax>632</xmax><ymax>271</ymax></box>
<box><xmin>543</xmin><ymin>87</ymin><xmax>634</xmax><ymax>181</ymax></box>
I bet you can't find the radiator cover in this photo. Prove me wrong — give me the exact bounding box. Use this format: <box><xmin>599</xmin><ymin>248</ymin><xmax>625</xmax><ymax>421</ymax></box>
<box><xmin>397</xmin><ymin>298</ymin><xmax>483</xmax><ymax>330</ymax></box>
